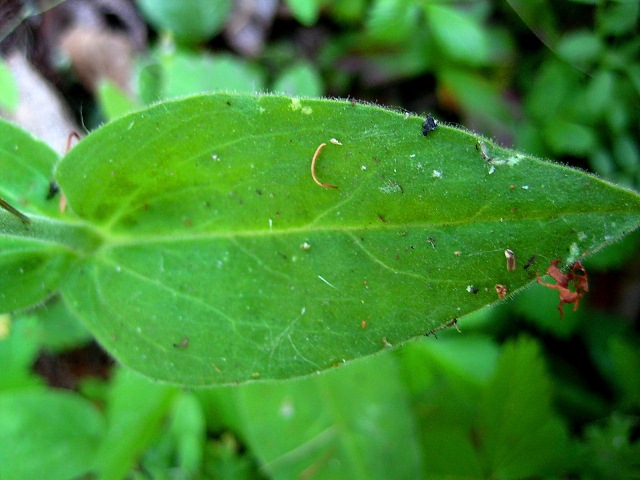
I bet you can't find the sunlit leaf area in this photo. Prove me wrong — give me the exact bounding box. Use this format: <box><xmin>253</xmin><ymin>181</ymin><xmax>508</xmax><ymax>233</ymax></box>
<box><xmin>1</xmin><ymin>1</ymin><xmax>639</xmax><ymax>479</ymax></box>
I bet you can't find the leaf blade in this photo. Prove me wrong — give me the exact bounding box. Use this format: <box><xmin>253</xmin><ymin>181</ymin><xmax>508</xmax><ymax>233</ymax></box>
<box><xmin>55</xmin><ymin>93</ymin><xmax>640</xmax><ymax>385</ymax></box>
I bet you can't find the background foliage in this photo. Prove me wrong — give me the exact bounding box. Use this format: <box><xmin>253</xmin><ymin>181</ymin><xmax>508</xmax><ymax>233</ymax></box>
<box><xmin>1</xmin><ymin>0</ymin><xmax>639</xmax><ymax>478</ymax></box>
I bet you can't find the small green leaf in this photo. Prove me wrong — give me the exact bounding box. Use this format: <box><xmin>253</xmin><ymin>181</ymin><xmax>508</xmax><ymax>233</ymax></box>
<box><xmin>597</xmin><ymin>0</ymin><xmax>640</xmax><ymax>36</ymax></box>
<box><xmin>0</xmin><ymin>316</ymin><xmax>43</xmax><ymax>390</ymax></box>
<box><xmin>0</xmin><ymin>58</ymin><xmax>19</xmax><ymax>111</ymax></box>
<box><xmin>92</xmin><ymin>368</ymin><xmax>177</xmax><ymax>480</ymax></box>
<box><xmin>159</xmin><ymin>51</ymin><xmax>265</xmax><ymax>98</ymax></box>
<box><xmin>8</xmin><ymin>94</ymin><xmax>640</xmax><ymax>386</ymax></box>
<box><xmin>97</xmin><ymin>80</ymin><xmax>140</xmax><ymax>120</ymax></box>
<box><xmin>284</xmin><ymin>0</ymin><xmax>323</xmax><ymax>26</ymax></box>
<box><xmin>425</xmin><ymin>4</ymin><xmax>490</xmax><ymax>65</ymax></box>
<box><xmin>136</xmin><ymin>0</ymin><xmax>232</xmax><ymax>44</ymax></box>
<box><xmin>542</xmin><ymin>118</ymin><xmax>597</xmax><ymax>155</ymax></box>
<box><xmin>0</xmin><ymin>388</ymin><xmax>105</xmax><ymax>480</ymax></box>
<box><xmin>366</xmin><ymin>0</ymin><xmax>421</xmax><ymax>43</ymax></box>
<box><xmin>556</xmin><ymin>30</ymin><xmax>603</xmax><ymax>68</ymax></box>
<box><xmin>272</xmin><ymin>62</ymin><xmax>324</xmax><ymax>97</ymax></box>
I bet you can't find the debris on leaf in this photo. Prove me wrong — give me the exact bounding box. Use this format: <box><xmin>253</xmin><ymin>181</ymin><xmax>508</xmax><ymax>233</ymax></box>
<box><xmin>495</xmin><ymin>284</ymin><xmax>507</xmax><ymax>299</ymax></box>
<box><xmin>536</xmin><ymin>259</ymin><xmax>589</xmax><ymax>317</ymax></box>
<box><xmin>425</xmin><ymin>318</ymin><xmax>460</xmax><ymax>337</ymax></box>
<box><xmin>422</xmin><ymin>114</ymin><xmax>438</xmax><ymax>136</ymax></box>
<box><xmin>505</xmin><ymin>249</ymin><xmax>516</xmax><ymax>271</ymax></box>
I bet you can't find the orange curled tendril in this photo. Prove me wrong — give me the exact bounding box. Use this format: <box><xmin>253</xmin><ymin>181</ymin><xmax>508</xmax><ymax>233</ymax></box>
<box><xmin>310</xmin><ymin>143</ymin><xmax>338</xmax><ymax>189</ymax></box>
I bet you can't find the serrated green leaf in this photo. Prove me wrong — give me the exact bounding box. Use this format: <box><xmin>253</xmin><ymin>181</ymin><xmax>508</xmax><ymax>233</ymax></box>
<box><xmin>0</xmin><ymin>388</ymin><xmax>105</xmax><ymax>480</ymax></box>
<box><xmin>476</xmin><ymin>337</ymin><xmax>571</xmax><ymax>478</ymax></box>
<box><xmin>3</xmin><ymin>93</ymin><xmax>639</xmax><ymax>386</ymax></box>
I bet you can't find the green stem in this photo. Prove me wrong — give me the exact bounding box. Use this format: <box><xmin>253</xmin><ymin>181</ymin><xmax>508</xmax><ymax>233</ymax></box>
<box><xmin>0</xmin><ymin>212</ymin><xmax>104</xmax><ymax>257</ymax></box>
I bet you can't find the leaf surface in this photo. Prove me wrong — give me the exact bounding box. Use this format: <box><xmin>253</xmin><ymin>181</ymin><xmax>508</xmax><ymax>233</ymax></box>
<box><xmin>46</xmin><ymin>93</ymin><xmax>640</xmax><ymax>386</ymax></box>
<box><xmin>0</xmin><ymin>388</ymin><xmax>105</xmax><ymax>480</ymax></box>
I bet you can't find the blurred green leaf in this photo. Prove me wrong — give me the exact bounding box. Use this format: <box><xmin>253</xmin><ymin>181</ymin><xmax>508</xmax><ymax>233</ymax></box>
<box><xmin>159</xmin><ymin>51</ymin><xmax>265</xmax><ymax>97</ymax></box>
<box><xmin>476</xmin><ymin>337</ymin><xmax>571</xmax><ymax>478</ymax></box>
<box><xmin>609</xmin><ymin>337</ymin><xmax>640</xmax><ymax>409</ymax></box>
<box><xmin>425</xmin><ymin>4</ymin><xmax>490</xmax><ymax>65</ymax></box>
<box><xmin>93</xmin><ymin>368</ymin><xmax>177</xmax><ymax>480</ymax></box>
<box><xmin>0</xmin><ymin>316</ymin><xmax>43</xmax><ymax>390</ymax></box>
<box><xmin>578</xmin><ymin>414</ymin><xmax>640</xmax><ymax>480</ymax></box>
<box><xmin>136</xmin><ymin>0</ymin><xmax>232</xmax><ymax>44</ymax></box>
<box><xmin>31</xmin><ymin>297</ymin><xmax>92</xmax><ymax>351</ymax></box>
<box><xmin>97</xmin><ymin>80</ymin><xmax>140</xmax><ymax>120</ymax></box>
<box><xmin>168</xmin><ymin>392</ymin><xmax>206</xmax><ymax>475</ymax></box>
<box><xmin>584</xmin><ymin>69</ymin><xmax>616</xmax><ymax>117</ymax></box>
<box><xmin>0</xmin><ymin>58</ymin><xmax>18</xmax><ymax>112</ymax></box>
<box><xmin>236</xmin><ymin>351</ymin><xmax>423</xmax><ymax>479</ymax></box>
<box><xmin>613</xmin><ymin>135</ymin><xmax>639</xmax><ymax>174</ymax></box>
<box><xmin>439</xmin><ymin>68</ymin><xmax>512</xmax><ymax>131</ymax></box>
<box><xmin>596</xmin><ymin>0</ymin><xmax>640</xmax><ymax>36</ymax></box>
<box><xmin>0</xmin><ymin>388</ymin><xmax>105</xmax><ymax>480</ymax></box>
<box><xmin>556</xmin><ymin>30</ymin><xmax>603</xmax><ymax>69</ymax></box>
<box><xmin>505</xmin><ymin>0</ymin><xmax>559</xmax><ymax>47</ymax></box>
<box><xmin>366</xmin><ymin>0</ymin><xmax>421</xmax><ymax>43</ymax></box>
<box><xmin>285</xmin><ymin>0</ymin><xmax>323</xmax><ymax>26</ymax></box>
<box><xmin>543</xmin><ymin>118</ymin><xmax>597</xmax><ymax>155</ymax></box>
<box><xmin>272</xmin><ymin>62</ymin><xmax>324</xmax><ymax>97</ymax></box>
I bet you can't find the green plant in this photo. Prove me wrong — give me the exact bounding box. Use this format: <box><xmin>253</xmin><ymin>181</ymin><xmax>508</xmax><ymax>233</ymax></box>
<box><xmin>2</xmin><ymin>1</ymin><xmax>640</xmax><ymax>478</ymax></box>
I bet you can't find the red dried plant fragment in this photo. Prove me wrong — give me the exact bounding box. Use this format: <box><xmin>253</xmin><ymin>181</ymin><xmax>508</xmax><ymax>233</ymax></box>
<box><xmin>537</xmin><ymin>259</ymin><xmax>589</xmax><ymax>317</ymax></box>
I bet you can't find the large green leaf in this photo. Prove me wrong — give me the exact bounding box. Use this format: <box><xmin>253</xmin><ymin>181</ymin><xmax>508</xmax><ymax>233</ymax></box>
<box><xmin>5</xmin><ymin>93</ymin><xmax>640</xmax><ymax>386</ymax></box>
<box><xmin>0</xmin><ymin>388</ymin><xmax>105</xmax><ymax>480</ymax></box>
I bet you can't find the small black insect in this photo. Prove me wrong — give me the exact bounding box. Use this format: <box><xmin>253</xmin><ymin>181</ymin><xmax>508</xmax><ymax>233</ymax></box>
<box><xmin>422</xmin><ymin>114</ymin><xmax>438</xmax><ymax>136</ymax></box>
<box><xmin>523</xmin><ymin>255</ymin><xmax>537</xmax><ymax>270</ymax></box>
<box><xmin>46</xmin><ymin>181</ymin><xmax>60</xmax><ymax>200</ymax></box>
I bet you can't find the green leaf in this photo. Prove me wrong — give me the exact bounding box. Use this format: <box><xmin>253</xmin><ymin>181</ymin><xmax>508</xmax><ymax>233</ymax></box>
<box><xmin>425</xmin><ymin>4</ymin><xmax>490</xmax><ymax>65</ymax></box>
<box><xmin>597</xmin><ymin>0</ymin><xmax>640</xmax><ymax>36</ymax></box>
<box><xmin>0</xmin><ymin>388</ymin><xmax>105</xmax><ymax>480</ymax></box>
<box><xmin>4</xmin><ymin>93</ymin><xmax>640</xmax><ymax>386</ymax></box>
<box><xmin>235</xmin><ymin>351</ymin><xmax>423</xmax><ymax>478</ymax></box>
<box><xmin>159</xmin><ymin>51</ymin><xmax>266</xmax><ymax>98</ymax></box>
<box><xmin>272</xmin><ymin>62</ymin><xmax>324</xmax><ymax>97</ymax></box>
<box><xmin>97</xmin><ymin>80</ymin><xmax>140</xmax><ymax>120</ymax></box>
<box><xmin>0</xmin><ymin>119</ymin><xmax>101</xmax><ymax>311</ymax></box>
<box><xmin>284</xmin><ymin>0</ymin><xmax>323</xmax><ymax>26</ymax></box>
<box><xmin>136</xmin><ymin>0</ymin><xmax>232</xmax><ymax>44</ymax></box>
<box><xmin>0</xmin><ymin>58</ymin><xmax>19</xmax><ymax>111</ymax></box>
<box><xmin>0</xmin><ymin>315</ymin><xmax>43</xmax><ymax>390</ymax></box>
<box><xmin>556</xmin><ymin>30</ymin><xmax>603</xmax><ymax>69</ymax></box>
<box><xmin>366</xmin><ymin>0</ymin><xmax>421</xmax><ymax>44</ymax></box>
<box><xmin>476</xmin><ymin>337</ymin><xmax>571</xmax><ymax>478</ymax></box>
<box><xmin>92</xmin><ymin>368</ymin><xmax>177</xmax><ymax>480</ymax></box>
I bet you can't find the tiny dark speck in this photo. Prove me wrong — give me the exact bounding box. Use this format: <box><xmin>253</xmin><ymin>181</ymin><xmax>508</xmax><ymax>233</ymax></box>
<box><xmin>422</xmin><ymin>114</ymin><xmax>438</xmax><ymax>136</ymax></box>
<box><xmin>46</xmin><ymin>181</ymin><xmax>60</xmax><ymax>200</ymax></box>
